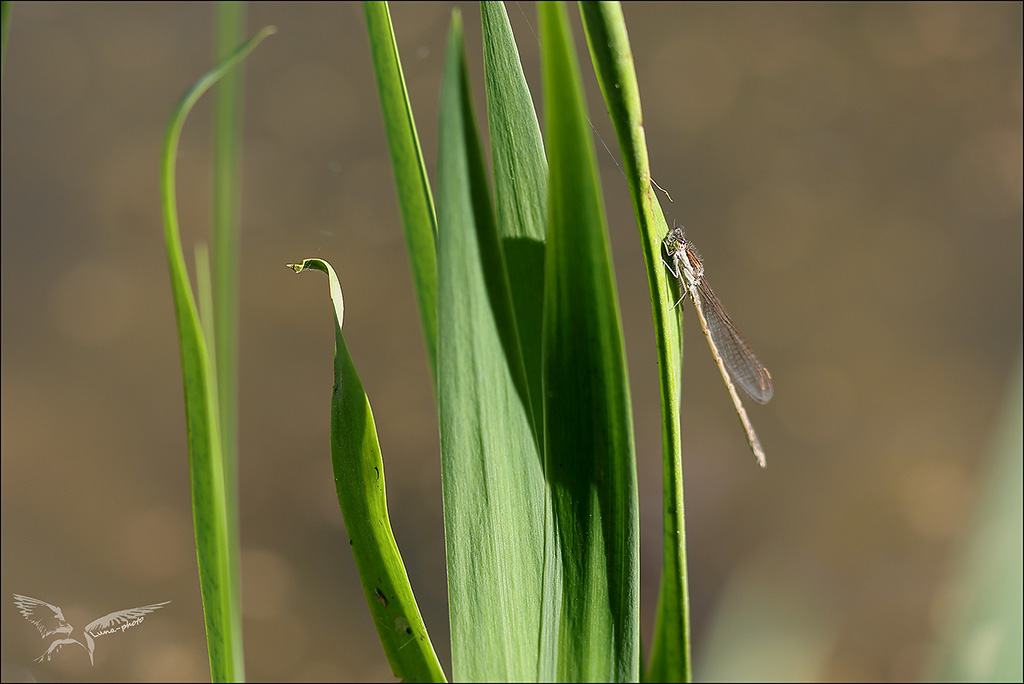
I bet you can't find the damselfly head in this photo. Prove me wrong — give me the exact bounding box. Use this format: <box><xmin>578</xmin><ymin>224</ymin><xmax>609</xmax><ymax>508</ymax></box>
<box><xmin>663</xmin><ymin>224</ymin><xmax>687</xmax><ymax>258</ymax></box>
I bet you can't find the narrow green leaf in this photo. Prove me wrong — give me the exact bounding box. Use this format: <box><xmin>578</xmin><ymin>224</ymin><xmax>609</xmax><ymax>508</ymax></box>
<box><xmin>481</xmin><ymin>0</ymin><xmax>548</xmax><ymax>446</ymax></box>
<box><xmin>288</xmin><ymin>258</ymin><xmax>446</xmax><ymax>683</ymax></box>
<box><xmin>364</xmin><ymin>0</ymin><xmax>439</xmax><ymax>382</ymax></box>
<box><xmin>436</xmin><ymin>11</ymin><xmax>547</xmax><ymax>681</ymax></box>
<box><xmin>195</xmin><ymin>242</ymin><xmax>216</xmax><ymax>361</ymax></box>
<box><xmin>539</xmin><ymin>3</ymin><xmax>639</xmax><ymax>681</ymax></box>
<box><xmin>578</xmin><ymin>4</ymin><xmax>689</xmax><ymax>680</ymax></box>
<box><xmin>160</xmin><ymin>25</ymin><xmax>274</xmax><ymax>682</ymax></box>
<box><xmin>212</xmin><ymin>0</ymin><xmax>245</xmax><ymax>461</ymax></box>
<box><xmin>1</xmin><ymin>1</ymin><xmax>11</xmax><ymax>80</ymax></box>
<box><xmin>211</xmin><ymin>5</ymin><xmax>247</xmax><ymax>671</ymax></box>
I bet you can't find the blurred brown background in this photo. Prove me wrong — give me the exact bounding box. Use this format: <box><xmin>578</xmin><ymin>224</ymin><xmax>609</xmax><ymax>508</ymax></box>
<box><xmin>1</xmin><ymin>2</ymin><xmax>1021</xmax><ymax>681</ymax></box>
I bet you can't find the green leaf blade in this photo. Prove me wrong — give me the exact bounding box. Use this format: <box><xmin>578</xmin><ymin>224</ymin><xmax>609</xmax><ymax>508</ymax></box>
<box><xmin>211</xmin><ymin>0</ymin><xmax>245</xmax><ymax>481</ymax></box>
<box><xmin>1</xmin><ymin>1</ymin><xmax>11</xmax><ymax>80</ymax></box>
<box><xmin>160</xmin><ymin>25</ymin><xmax>275</xmax><ymax>682</ymax></box>
<box><xmin>289</xmin><ymin>258</ymin><xmax>446</xmax><ymax>684</ymax></box>
<box><xmin>578</xmin><ymin>3</ymin><xmax>690</xmax><ymax>679</ymax></box>
<box><xmin>364</xmin><ymin>0</ymin><xmax>439</xmax><ymax>382</ymax></box>
<box><xmin>211</xmin><ymin>4</ymin><xmax>248</xmax><ymax>674</ymax></box>
<box><xmin>481</xmin><ymin>0</ymin><xmax>548</xmax><ymax>446</ymax></box>
<box><xmin>539</xmin><ymin>3</ymin><xmax>639</xmax><ymax>681</ymax></box>
<box><xmin>436</xmin><ymin>11</ymin><xmax>547</xmax><ymax>682</ymax></box>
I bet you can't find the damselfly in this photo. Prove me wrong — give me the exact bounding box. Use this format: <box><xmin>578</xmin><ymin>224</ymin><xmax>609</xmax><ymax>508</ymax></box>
<box><xmin>662</xmin><ymin>225</ymin><xmax>773</xmax><ymax>467</ymax></box>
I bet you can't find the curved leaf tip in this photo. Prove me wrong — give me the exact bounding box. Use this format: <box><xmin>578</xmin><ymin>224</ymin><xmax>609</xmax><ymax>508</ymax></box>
<box><xmin>288</xmin><ymin>258</ymin><xmax>345</xmax><ymax>330</ymax></box>
<box><xmin>255</xmin><ymin>25</ymin><xmax>278</xmax><ymax>40</ymax></box>
<box><xmin>286</xmin><ymin>258</ymin><xmax>330</xmax><ymax>276</ymax></box>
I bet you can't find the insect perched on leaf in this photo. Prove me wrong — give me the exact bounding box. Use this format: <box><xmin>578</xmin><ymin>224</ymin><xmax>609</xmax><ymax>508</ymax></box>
<box><xmin>662</xmin><ymin>225</ymin><xmax>773</xmax><ymax>467</ymax></box>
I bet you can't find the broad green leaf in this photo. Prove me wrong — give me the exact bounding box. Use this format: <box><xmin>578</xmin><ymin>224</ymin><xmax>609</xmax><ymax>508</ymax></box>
<box><xmin>481</xmin><ymin>0</ymin><xmax>548</xmax><ymax>443</ymax></box>
<box><xmin>539</xmin><ymin>3</ymin><xmax>639</xmax><ymax>681</ymax></box>
<box><xmin>578</xmin><ymin>3</ymin><xmax>690</xmax><ymax>680</ymax></box>
<box><xmin>364</xmin><ymin>0</ymin><xmax>439</xmax><ymax>381</ymax></box>
<box><xmin>288</xmin><ymin>258</ymin><xmax>446</xmax><ymax>684</ymax></box>
<box><xmin>436</xmin><ymin>11</ymin><xmax>547</xmax><ymax>681</ymax></box>
<box><xmin>160</xmin><ymin>25</ymin><xmax>274</xmax><ymax>682</ymax></box>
